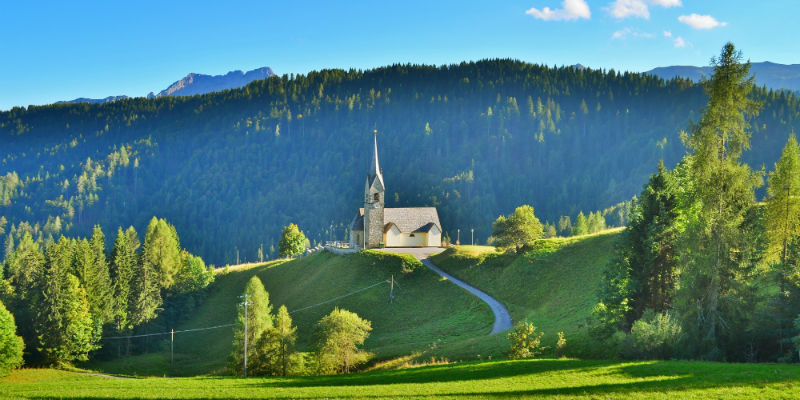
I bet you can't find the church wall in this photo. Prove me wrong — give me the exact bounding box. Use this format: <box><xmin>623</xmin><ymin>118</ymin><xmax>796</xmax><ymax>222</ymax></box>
<box><xmin>426</xmin><ymin>225</ymin><xmax>442</xmax><ymax>247</ymax></box>
<box><xmin>384</xmin><ymin>225</ymin><xmax>426</xmax><ymax>247</ymax></box>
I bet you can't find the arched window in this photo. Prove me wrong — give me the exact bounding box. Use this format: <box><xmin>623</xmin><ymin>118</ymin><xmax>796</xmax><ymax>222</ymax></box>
<box><xmin>373</xmin><ymin>193</ymin><xmax>380</xmax><ymax>202</ymax></box>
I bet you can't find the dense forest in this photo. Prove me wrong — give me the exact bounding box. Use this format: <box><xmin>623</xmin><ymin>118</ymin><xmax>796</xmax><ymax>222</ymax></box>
<box><xmin>2</xmin><ymin>59</ymin><xmax>800</xmax><ymax>264</ymax></box>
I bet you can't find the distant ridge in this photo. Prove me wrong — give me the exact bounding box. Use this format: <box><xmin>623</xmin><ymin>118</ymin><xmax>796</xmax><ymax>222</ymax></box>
<box><xmin>55</xmin><ymin>66</ymin><xmax>276</xmax><ymax>105</ymax></box>
<box><xmin>647</xmin><ymin>61</ymin><xmax>800</xmax><ymax>92</ymax></box>
<box><xmin>56</xmin><ymin>95</ymin><xmax>129</xmax><ymax>105</ymax></box>
<box><xmin>156</xmin><ymin>67</ymin><xmax>276</xmax><ymax>97</ymax></box>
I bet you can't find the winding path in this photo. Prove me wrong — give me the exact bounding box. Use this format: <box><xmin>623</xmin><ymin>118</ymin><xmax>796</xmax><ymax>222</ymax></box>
<box><xmin>381</xmin><ymin>248</ymin><xmax>513</xmax><ymax>334</ymax></box>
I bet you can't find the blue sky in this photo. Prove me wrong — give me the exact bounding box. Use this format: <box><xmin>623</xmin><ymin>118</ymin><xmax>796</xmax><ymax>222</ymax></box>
<box><xmin>1</xmin><ymin>0</ymin><xmax>797</xmax><ymax>110</ymax></box>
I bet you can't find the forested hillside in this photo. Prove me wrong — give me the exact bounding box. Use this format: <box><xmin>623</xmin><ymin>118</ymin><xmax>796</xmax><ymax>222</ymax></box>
<box><xmin>2</xmin><ymin>59</ymin><xmax>800</xmax><ymax>264</ymax></box>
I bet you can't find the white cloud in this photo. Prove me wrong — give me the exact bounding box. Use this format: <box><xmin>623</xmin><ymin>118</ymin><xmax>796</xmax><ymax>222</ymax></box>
<box><xmin>612</xmin><ymin>27</ymin><xmax>654</xmax><ymax>40</ymax></box>
<box><xmin>678</xmin><ymin>13</ymin><xmax>728</xmax><ymax>29</ymax></box>
<box><xmin>663</xmin><ymin>30</ymin><xmax>672</xmax><ymax>37</ymax></box>
<box><xmin>526</xmin><ymin>0</ymin><xmax>591</xmax><ymax>21</ymax></box>
<box><xmin>673</xmin><ymin>36</ymin><xmax>687</xmax><ymax>48</ymax></box>
<box><xmin>608</xmin><ymin>0</ymin><xmax>681</xmax><ymax>19</ymax></box>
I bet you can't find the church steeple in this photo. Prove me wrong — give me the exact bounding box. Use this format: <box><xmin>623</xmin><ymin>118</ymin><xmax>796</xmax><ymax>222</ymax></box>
<box><xmin>368</xmin><ymin>130</ymin><xmax>384</xmax><ymax>188</ymax></box>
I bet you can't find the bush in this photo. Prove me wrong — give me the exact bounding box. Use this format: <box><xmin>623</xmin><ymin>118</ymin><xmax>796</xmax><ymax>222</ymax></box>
<box><xmin>625</xmin><ymin>309</ymin><xmax>682</xmax><ymax>360</ymax></box>
<box><xmin>507</xmin><ymin>321</ymin><xmax>545</xmax><ymax>359</ymax></box>
<box><xmin>0</xmin><ymin>300</ymin><xmax>24</xmax><ymax>375</ymax></box>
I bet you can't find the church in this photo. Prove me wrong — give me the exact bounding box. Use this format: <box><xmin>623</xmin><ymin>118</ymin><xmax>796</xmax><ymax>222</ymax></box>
<box><xmin>349</xmin><ymin>134</ymin><xmax>442</xmax><ymax>249</ymax></box>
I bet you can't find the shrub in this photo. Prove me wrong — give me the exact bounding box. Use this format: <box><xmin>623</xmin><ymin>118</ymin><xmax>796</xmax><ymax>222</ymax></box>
<box><xmin>507</xmin><ymin>321</ymin><xmax>545</xmax><ymax>359</ymax></box>
<box><xmin>626</xmin><ymin>309</ymin><xmax>682</xmax><ymax>359</ymax></box>
<box><xmin>0</xmin><ymin>300</ymin><xmax>24</xmax><ymax>375</ymax></box>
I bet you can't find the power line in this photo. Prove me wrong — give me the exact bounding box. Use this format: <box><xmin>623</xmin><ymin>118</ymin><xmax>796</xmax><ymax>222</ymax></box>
<box><xmin>289</xmin><ymin>280</ymin><xmax>389</xmax><ymax>314</ymax></box>
<box><xmin>101</xmin><ymin>279</ymin><xmax>390</xmax><ymax>340</ymax></box>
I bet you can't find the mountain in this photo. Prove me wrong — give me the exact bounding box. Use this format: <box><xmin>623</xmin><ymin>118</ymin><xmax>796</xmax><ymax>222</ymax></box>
<box><xmin>54</xmin><ymin>67</ymin><xmax>276</xmax><ymax>104</ymax></box>
<box><xmin>2</xmin><ymin>60</ymin><xmax>799</xmax><ymax>265</ymax></box>
<box><xmin>55</xmin><ymin>95</ymin><xmax>129</xmax><ymax>104</ymax></box>
<box><xmin>647</xmin><ymin>61</ymin><xmax>800</xmax><ymax>92</ymax></box>
<box><xmin>156</xmin><ymin>67</ymin><xmax>276</xmax><ymax>97</ymax></box>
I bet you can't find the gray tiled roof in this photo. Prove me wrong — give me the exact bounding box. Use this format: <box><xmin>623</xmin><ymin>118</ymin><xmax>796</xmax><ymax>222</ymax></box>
<box><xmin>350</xmin><ymin>208</ymin><xmax>364</xmax><ymax>231</ymax></box>
<box><xmin>383</xmin><ymin>207</ymin><xmax>441</xmax><ymax>233</ymax></box>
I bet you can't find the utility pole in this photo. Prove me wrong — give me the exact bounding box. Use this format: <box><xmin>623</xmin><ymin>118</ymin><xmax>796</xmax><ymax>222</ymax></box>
<box><xmin>170</xmin><ymin>328</ymin><xmax>174</xmax><ymax>368</ymax></box>
<box><xmin>236</xmin><ymin>247</ymin><xmax>240</xmax><ymax>265</ymax></box>
<box><xmin>471</xmin><ymin>228</ymin><xmax>474</xmax><ymax>246</ymax></box>
<box><xmin>457</xmin><ymin>229</ymin><xmax>460</xmax><ymax>245</ymax></box>
<box><xmin>389</xmin><ymin>274</ymin><xmax>394</xmax><ymax>303</ymax></box>
<box><xmin>240</xmin><ymin>293</ymin><xmax>251</xmax><ymax>377</ymax></box>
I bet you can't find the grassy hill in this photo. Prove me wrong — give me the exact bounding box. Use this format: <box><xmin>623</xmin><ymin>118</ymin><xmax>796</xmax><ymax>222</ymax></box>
<box><xmin>88</xmin><ymin>250</ymin><xmax>493</xmax><ymax>376</ymax></box>
<box><xmin>5</xmin><ymin>358</ymin><xmax>800</xmax><ymax>399</ymax></box>
<box><xmin>430</xmin><ymin>229</ymin><xmax>622</xmax><ymax>355</ymax></box>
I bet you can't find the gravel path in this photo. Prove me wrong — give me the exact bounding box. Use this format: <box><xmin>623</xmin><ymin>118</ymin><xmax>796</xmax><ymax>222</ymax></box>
<box><xmin>380</xmin><ymin>248</ymin><xmax>513</xmax><ymax>334</ymax></box>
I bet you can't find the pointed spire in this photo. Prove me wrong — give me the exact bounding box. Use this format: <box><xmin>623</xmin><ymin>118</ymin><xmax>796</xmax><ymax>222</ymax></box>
<box><xmin>369</xmin><ymin>130</ymin><xmax>384</xmax><ymax>187</ymax></box>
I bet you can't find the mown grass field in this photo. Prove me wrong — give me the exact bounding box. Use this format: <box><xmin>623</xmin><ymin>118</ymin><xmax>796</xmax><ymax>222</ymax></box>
<box><xmin>5</xmin><ymin>358</ymin><xmax>800</xmax><ymax>399</ymax></box>
<box><xmin>430</xmin><ymin>229</ymin><xmax>622</xmax><ymax>354</ymax></box>
<box><xmin>87</xmin><ymin>250</ymin><xmax>493</xmax><ymax>376</ymax></box>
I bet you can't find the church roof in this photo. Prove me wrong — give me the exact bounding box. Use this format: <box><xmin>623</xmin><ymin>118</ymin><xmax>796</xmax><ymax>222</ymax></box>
<box><xmin>383</xmin><ymin>207</ymin><xmax>441</xmax><ymax>233</ymax></box>
<box><xmin>350</xmin><ymin>208</ymin><xmax>364</xmax><ymax>231</ymax></box>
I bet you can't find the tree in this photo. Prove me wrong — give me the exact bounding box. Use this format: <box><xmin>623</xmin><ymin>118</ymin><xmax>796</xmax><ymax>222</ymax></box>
<box><xmin>507</xmin><ymin>321</ymin><xmax>545</xmax><ymax>359</ymax></box>
<box><xmin>141</xmin><ymin>217</ymin><xmax>181</xmax><ymax>289</ymax></box>
<box><xmin>230</xmin><ymin>276</ymin><xmax>274</xmax><ymax>376</ymax></box>
<box><xmin>572</xmin><ymin>212</ymin><xmax>589</xmax><ymax>236</ymax></box>
<box><xmin>557</xmin><ymin>216</ymin><xmax>572</xmax><ymax>237</ymax></box>
<box><xmin>110</xmin><ymin>227</ymin><xmax>136</xmax><ymax>332</ymax></box>
<box><xmin>491</xmin><ymin>205</ymin><xmax>544</xmax><ymax>253</ymax></box>
<box><xmin>676</xmin><ymin>42</ymin><xmax>763</xmax><ymax>358</ymax></box>
<box><xmin>588</xmin><ymin>211</ymin><xmax>606</xmax><ymax>233</ymax></box>
<box><xmin>172</xmin><ymin>251</ymin><xmax>214</xmax><ymax>294</ymax></box>
<box><xmin>273</xmin><ymin>305</ymin><xmax>297</xmax><ymax>376</ymax></box>
<box><xmin>278</xmin><ymin>223</ymin><xmax>307</xmax><ymax>258</ymax></box>
<box><xmin>313</xmin><ymin>308</ymin><xmax>372</xmax><ymax>374</ymax></box>
<box><xmin>765</xmin><ymin>134</ymin><xmax>800</xmax><ymax>266</ymax></box>
<box><xmin>0</xmin><ymin>300</ymin><xmax>24</xmax><ymax>375</ymax></box>
<box><xmin>37</xmin><ymin>238</ymin><xmax>97</xmax><ymax>365</ymax></box>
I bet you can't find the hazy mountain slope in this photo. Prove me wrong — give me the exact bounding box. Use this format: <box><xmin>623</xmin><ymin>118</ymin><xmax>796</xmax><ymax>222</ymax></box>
<box><xmin>647</xmin><ymin>61</ymin><xmax>800</xmax><ymax>92</ymax></box>
<box><xmin>1</xmin><ymin>60</ymin><xmax>799</xmax><ymax>265</ymax></box>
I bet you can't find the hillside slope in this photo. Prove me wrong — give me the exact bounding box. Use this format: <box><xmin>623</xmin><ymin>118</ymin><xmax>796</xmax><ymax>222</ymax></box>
<box><xmin>88</xmin><ymin>250</ymin><xmax>492</xmax><ymax>376</ymax></box>
<box><xmin>431</xmin><ymin>229</ymin><xmax>621</xmax><ymax>353</ymax></box>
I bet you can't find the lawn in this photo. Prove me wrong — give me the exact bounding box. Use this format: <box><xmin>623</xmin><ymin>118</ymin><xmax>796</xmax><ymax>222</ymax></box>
<box><xmin>4</xmin><ymin>358</ymin><xmax>800</xmax><ymax>399</ymax></box>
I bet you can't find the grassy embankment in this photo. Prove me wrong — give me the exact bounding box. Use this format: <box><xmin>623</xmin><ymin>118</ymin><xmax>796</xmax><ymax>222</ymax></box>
<box><xmin>430</xmin><ymin>229</ymin><xmax>622</xmax><ymax>355</ymax></box>
<box><xmin>5</xmin><ymin>358</ymin><xmax>800</xmax><ymax>399</ymax></box>
<box><xmin>87</xmin><ymin>250</ymin><xmax>492</xmax><ymax>376</ymax></box>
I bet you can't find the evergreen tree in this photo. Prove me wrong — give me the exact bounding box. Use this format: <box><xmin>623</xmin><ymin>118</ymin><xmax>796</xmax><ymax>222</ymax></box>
<box><xmin>572</xmin><ymin>212</ymin><xmax>589</xmax><ymax>236</ymax></box>
<box><xmin>88</xmin><ymin>225</ymin><xmax>112</xmax><ymax>322</ymax></box>
<box><xmin>141</xmin><ymin>217</ymin><xmax>181</xmax><ymax>289</ymax></box>
<box><xmin>230</xmin><ymin>276</ymin><xmax>274</xmax><ymax>376</ymax></box>
<box><xmin>676</xmin><ymin>43</ymin><xmax>763</xmax><ymax>359</ymax></box>
<box><xmin>110</xmin><ymin>227</ymin><xmax>136</xmax><ymax>332</ymax></box>
<box><xmin>557</xmin><ymin>216</ymin><xmax>572</xmax><ymax>237</ymax></box>
<box><xmin>0</xmin><ymin>300</ymin><xmax>24</xmax><ymax>375</ymax></box>
<box><xmin>273</xmin><ymin>305</ymin><xmax>297</xmax><ymax>376</ymax></box>
<box><xmin>278</xmin><ymin>223</ymin><xmax>307</xmax><ymax>258</ymax></box>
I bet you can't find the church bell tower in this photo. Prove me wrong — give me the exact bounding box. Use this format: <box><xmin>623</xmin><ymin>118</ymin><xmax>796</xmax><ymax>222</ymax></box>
<box><xmin>363</xmin><ymin>131</ymin><xmax>385</xmax><ymax>248</ymax></box>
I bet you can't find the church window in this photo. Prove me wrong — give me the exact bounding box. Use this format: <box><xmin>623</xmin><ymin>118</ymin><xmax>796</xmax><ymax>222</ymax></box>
<box><xmin>373</xmin><ymin>193</ymin><xmax>380</xmax><ymax>202</ymax></box>
<box><xmin>409</xmin><ymin>233</ymin><xmax>415</xmax><ymax>237</ymax></box>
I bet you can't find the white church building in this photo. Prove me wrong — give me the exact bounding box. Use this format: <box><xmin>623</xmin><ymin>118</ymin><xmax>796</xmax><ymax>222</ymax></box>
<box><xmin>349</xmin><ymin>134</ymin><xmax>442</xmax><ymax>249</ymax></box>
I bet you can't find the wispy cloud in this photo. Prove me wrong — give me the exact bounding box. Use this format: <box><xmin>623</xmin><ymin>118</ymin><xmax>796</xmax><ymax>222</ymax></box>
<box><xmin>673</xmin><ymin>36</ymin><xmax>687</xmax><ymax>48</ymax></box>
<box><xmin>526</xmin><ymin>0</ymin><xmax>591</xmax><ymax>21</ymax></box>
<box><xmin>663</xmin><ymin>30</ymin><xmax>672</xmax><ymax>37</ymax></box>
<box><xmin>678</xmin><ymin>13</ymin><xmax>727</xmax><ymax>29</ymax></box>
<box><xmin>608</xmin><ymin>0</ymin><xmax>682</xmax><ymax>19</ymax></box>
<box><xmin>612</xmin><ymin>27</ymin><xmax>654</xmax><ymax>40</ymax></box>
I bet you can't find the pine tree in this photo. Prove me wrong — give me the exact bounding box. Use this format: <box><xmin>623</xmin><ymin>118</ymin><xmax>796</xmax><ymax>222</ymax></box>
<box><xmin>230</xmin><ymin>276</ymin><xmax>274</xmax><ymax>376</ymax></box>
<box><xmin>88</xmin><ymin>225</ymin><xmax>112</xmax><ymax>322</ymax></box>
<box><xmin>557</xmin><ymin>216</ymin><xmax>572</xmax><ymax>237</ymax></box>
<box><xmin>676</xmin><ymin>42</ymin><xmax>763</xmax><ymax>358</ymax></box>
<box><xmin>572</xmin><ymin>212</ymin><xmax>589</xmax><ymax>236</ymax></box>
<box><xmin>110</xmin><ymin>227</ymin><xmax>136</xmax><ymax>332</ymax></box>
<box><xmin>141</xmin><ymin>217</ymin><xmax>181</xmax><ymax>289</ymax></box>
<box><xmin>273</xmin><ymin>305</ymin><xmax>297</xmax><ymax>376</ymax></box>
